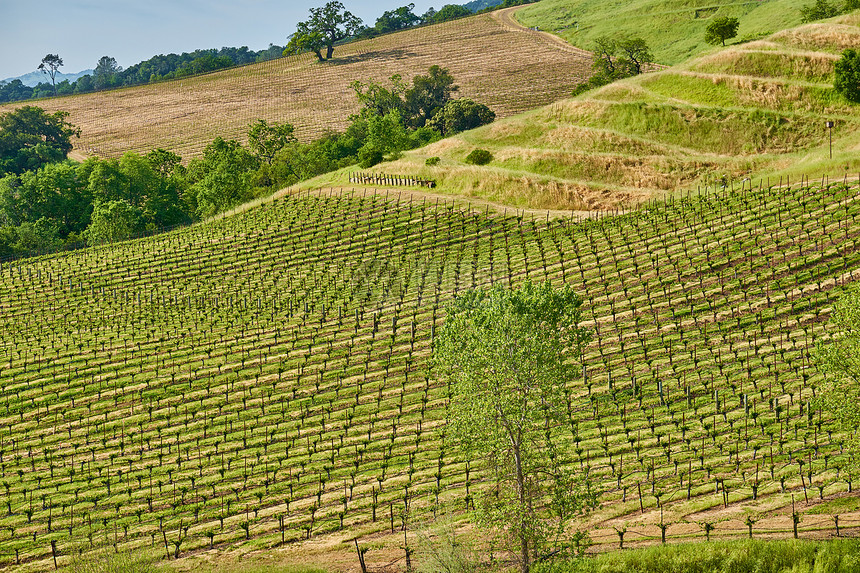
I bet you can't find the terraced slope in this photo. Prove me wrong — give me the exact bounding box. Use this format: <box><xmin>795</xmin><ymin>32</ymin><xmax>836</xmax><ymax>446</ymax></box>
<box><xmin>0</xmin><ymin>11</ymin><xmax>592</xmax><ymax>161</ymax></box>
<box><xmin>1</xmin><ymin>176</ymin><xmax>859</xmax><ymax>570</ymax></box>
<box><xmin>364</xmin><ymin>14</ymin><xmax>860</xmax><ymax>211</ymax></box>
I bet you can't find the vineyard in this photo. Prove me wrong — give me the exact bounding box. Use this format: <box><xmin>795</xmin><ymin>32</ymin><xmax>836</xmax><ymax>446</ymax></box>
<box><xmin>0</xmin><ymin>10</ymin><xmax>592</xmax><ymax>161</ymax></box>
<box><xmin>1</xmin><ymin>172</ymin><xmax>859</xmax><ymax>570</ymax></box>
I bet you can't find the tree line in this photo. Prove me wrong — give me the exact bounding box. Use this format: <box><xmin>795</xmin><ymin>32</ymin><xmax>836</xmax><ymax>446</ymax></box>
<box><xmin>0</xmin><ymin>47</ymin><xmax>286</xmax><ymax>104</ymax></box>
<box><xmin>0</xmin><ymin>66</ymin><xmax>494</xmax><ymax>258</ymax></box>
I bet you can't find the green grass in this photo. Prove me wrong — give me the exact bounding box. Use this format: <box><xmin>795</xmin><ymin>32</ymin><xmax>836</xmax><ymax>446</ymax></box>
<box><xmin>543</xmin><ymin>539</ymin><xmax>860</xmax><ymax>572</ymax></box>
<box><xmin>355</xmin><ymin>14</ymin><xmax>860</xmax><ymax>211</ymax></box>
<box><xmin>514</xmin><ymin>0</ymin><xmax>807</xmax><ymax>65</ymax></box>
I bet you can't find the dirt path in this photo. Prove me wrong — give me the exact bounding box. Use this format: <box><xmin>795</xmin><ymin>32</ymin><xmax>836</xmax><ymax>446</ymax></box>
<box><xmin>491</xmin><ymin>6</ymin><xmax>594</xmax><ymax>59</ymax></box>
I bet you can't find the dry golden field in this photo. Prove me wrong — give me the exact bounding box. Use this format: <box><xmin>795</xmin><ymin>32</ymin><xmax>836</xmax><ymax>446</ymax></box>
<box><xmin>1</xmin><ymin>9</ymin><xmax>593</xmax><ymax>160</ymax></box>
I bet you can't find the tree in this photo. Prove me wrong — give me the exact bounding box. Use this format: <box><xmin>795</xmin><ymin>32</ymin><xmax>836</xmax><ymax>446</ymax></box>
<box><xmin>434</xmin><ymin>281</ymin><xmax>598</xmax><ymax>573</ymax></box>
<box><xmin>247</xmin><ymin>120</ymin><xmax>297</xmax><ymax>164</ymax></box>
<box><xmin>432</xmin><ymin>4</ymin><xmax>472</xmax><ymax>23</ymax></box>
<box><xmin>404</xmin><ymin>65</ymin><xmax>458</xmax><ymax>128</ymax></box>
<box><xmin>350</xmin><ymin>74</ymin><xmax>408</xmax><ymax>118</ymax></box>
<box><xmin>704</xmin><ymin>16</ymin><xmax>740</xmax><ymax>46</ymax></box>
<box><xmin>616</xmin><ymin>37</ymin><xmax>653</xmax><ymax>76</ymax></box>
<box><xmin>187</xmin><ymin>137</ymin><xmax>259</xmax><ymax>218</ymax></box>
<box><xmin>375</xmin><ymin>4</ymin><xmax>421</xmax><ymax>33</ymax></box>
<box><xmin>816</xmin><ymin>285</ymin><xmax>860</xmax><ymax>477</ymax></box>
<box><xmin>38</xmin><ymin>54</ymin><xmax>64</xmax><ymax>95</ymax></box>
<box><xmin>93</xmin><ymin>56</ymin><xmax>122</xmax><ymax>90</ymax></box>
<box><xmin>285</xmin><ymin>1</ymin><xmax>363</xmax><ymax>61</ymax></box>
<box><xmin>835</xmin><ymin>48</ymin><xmax>860</xmax><ymax>103</ymax></box>
<box><xmin>84</xmin><ymin>199</ymin><xmax>143</xmax><ymax>245</ymax></box>
<box><xmin>0</xmin><ymin>106</ymin><xmax>80</xmax><ymax>176</ymax></box>
<box><xmin>427</xmin><ymin>98</ymin><xmax>495</xmax><ymax>136</ymax></box>
<box><xmin>800</xmin><ymin>0</ymin><xmax>840</xmax><ymax>22</ymax></box>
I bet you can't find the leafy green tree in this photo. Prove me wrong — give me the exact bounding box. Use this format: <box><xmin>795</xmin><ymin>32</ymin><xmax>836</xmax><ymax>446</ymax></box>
<box><xmin>432</xmin><ymin>4</ymin><xmax>472</xmax><ymax>22</ymax></box>
<box><xmin>188</xmin><ymin>137</ymin><xmax>259</xmax><ymax>218</ymax></box>
<box><xmin>285</xmin><ymin>1</ymin><xmax>363</xmax><ymax>61</ymax></box>
<box><xmin>704</xmin><ymin>16</ymin><xmax>740</xmax><ymax>46</ymax></box>
<box><xmin>247</xmin><ymin>120</ymin><xmax>297</xmax><ymax>164</ymax></box>
<box><xmin>93</xmin><ymin>56</ymin><xmax>122</xmax><ymax>90</ymax></box>
<box><xmin>358</xmin><ymin>110</ymin><xmax>410</xmax><ymax>167</ymax></box>
<box><xmin>835</xmin><ymin>49</ymin><xmax>860</xmax><ymax>103</ymax></box>
<box><xmin>84</xmin><ymin>200</ymin><xmax>143</xmax><ymax>245</ymax></box>
<box><xmin>434</xmin><ymin>282</ymin><xmax>598</xmax><ymax>573</ymax></box>
<box><xmin>616</xmin><ymin>37</ymin><xmax>653</xmax><ymax>76</ymax></box>
<box><xmin>351</xmin><ymin>74</ymin><xmax>408</xmax><ymax>118</ymax></box>
<box><xmin>427</xmin><ymin>98</ymin><xmax>495</xmax><ymax>135</ymax></box>
<box><xmin>375</xmin><ymin>4</ymin><xmax>421</xmax><ymax>33</ymax></box>
<box><xmin>800</xmin><ymin>0</ymin><xmax>840</xmax><ymax>21</ymax></box>
<box><xmin>816</xmin><ymin>285</ymin><xmax>860</xmax><ymax>477</ymax></box>
<box><xmin>404</xmin><ymin>65</ymin><xmax>458</xmax><ymax>128</ymax></box>
<box><xmin>1</xmin><ymin>162</ymin><xmax>91</xmax><ymax>236</ymax></box>
<box><xmin>38</xmin><ymin>54</ymin><xmax>63</xmax><ymax>95</ymax></box>
<box><xmin>0</xmin><ymin>106</ymin><xmax>80</xmax><ymax>176</ymax></box>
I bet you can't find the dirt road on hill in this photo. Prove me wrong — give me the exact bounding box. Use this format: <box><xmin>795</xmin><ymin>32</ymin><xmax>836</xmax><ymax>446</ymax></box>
<box><xmin>491</xmin><ymin>6</ymin><xmax>594</xmax><ymax>59</ymax></box>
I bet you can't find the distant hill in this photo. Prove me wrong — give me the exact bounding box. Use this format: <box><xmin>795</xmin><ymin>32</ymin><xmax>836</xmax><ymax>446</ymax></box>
<box><xmin>463</xmin><ymin>0</ymin><xmax>505</xmax><ymax>11</ymax></box>
<box><xmin>1</xmin><ymin>69</ymin><xmax>94</xmax><ymax>87</ymax></box>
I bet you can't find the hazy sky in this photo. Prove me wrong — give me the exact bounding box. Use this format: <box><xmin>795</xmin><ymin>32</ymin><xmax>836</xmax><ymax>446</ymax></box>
<box><xmin>0</xmin><ymin>0</ymin><xmax>438</xmax><ymax>80</ymax></box>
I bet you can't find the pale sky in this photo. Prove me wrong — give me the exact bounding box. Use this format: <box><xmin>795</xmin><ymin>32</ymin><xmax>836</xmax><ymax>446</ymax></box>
<box><xmin>0</xmin><ymin>0</ymin><xmax>438</xmax><ymax>80</ymax></box>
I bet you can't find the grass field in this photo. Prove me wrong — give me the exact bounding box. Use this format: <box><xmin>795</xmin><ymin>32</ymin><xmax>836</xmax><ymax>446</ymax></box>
<box><xmin>350</xmin><ymin>13</ymin><xmax>860</xmax><ymax>211</ymax></box>
<box><xmin>1</xmin><ymin>170</ymin><xmax>859</xmax><ymax>570</ymax></box>
<box><xmin>514</xmin><ymin>0</ymin><xmax>807</xmax><ymax>65</ymax></box>
<box><xmin>0</xmin><ymin>10</ymin><xmax>592</xmax><ymax>161</ymax></box>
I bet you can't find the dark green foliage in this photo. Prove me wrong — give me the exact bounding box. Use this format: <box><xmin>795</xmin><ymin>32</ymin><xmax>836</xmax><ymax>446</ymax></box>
<box><xmin>374</xmin><ymin>4</ymin><xmax>421</xmax><ymax>33</ymax></box>
<box><xmin>425</xmin><ymin>156</ymin><xmax>441</xmax><ymax>166</ymax></box>
<box><xmin>835</xmin><ymin>49</ymin><xmax>860</xmax><ymax>103</ymax></box>
<box><xmin>404</xmin><ymin>65</ymin><xmax>459</xmax><ymax>128</ymax></box>
<box><xmin>0</xmin><ymin>106</ymin><xmax>80</xmax><ymax>176</ymax></box>
<box><xmin>188</xmin><ymin>137</ymin><xmax>259</xmax><ymax>218</ymax></box>
<box><xmin>704</xmin><ymin>16</ymin><xmax>740</xmax><ymax>46</ymax></box>
<box><xmin>464</xmin><ymin>148</ymin><xmax>493</xmax><ymax>165</ymax></box>
<box><xmin>285</xmin><ymin>1</ymin><xmax>364</xmax><ymax>61</ymax></box>
<box><xmin>432</xmin><ymin>4</ymin><xmax>473</xmax><ymax>22</ymax></box>
<box><xmin>573</xmin><ymin>35</ymin><xmax>653</xmax><ymax>94</ymax></box>
<box><xmin>800</xmin><ymin>0</ymin><xmax>841</xmax><ymax>21</ymax></box>
<box><xmin>426</xmin><ymin>98</ymin><xmax>495</xmax><ymax>135</ymax></box>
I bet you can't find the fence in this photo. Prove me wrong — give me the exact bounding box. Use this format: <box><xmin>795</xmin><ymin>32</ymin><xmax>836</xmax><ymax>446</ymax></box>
<box><xmin>349</xmin><ymin>172</ymin><xmax>436</xmax><ymax>188</ymax></box>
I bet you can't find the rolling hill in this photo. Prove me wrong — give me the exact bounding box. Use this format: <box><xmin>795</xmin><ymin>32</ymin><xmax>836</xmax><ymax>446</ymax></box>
<box><xmin>0</xmin><ymin>10</ymin><xmax>592</xmax><ymax>161</ymax></box>
<box><xmin>346</xmin><ymin>12</ymin><xmax>860</xmax><ymax>211</ymax></box>
<box><xmin>1</xmin><ymin>4</ymin><xmax>860</xmax><ymax>573</ymax></box>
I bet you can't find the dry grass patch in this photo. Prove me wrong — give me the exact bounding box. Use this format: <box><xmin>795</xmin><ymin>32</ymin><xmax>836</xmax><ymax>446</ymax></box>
<box><xmin>0</xmin><ymin>12</ymin><xmax>593</xmax><ymax>160</ymax></box>
<box><xmin>771</xmin><ymin>23</ymin><xmax>860</xmax><ymax>52</ymax></box>
<box><xmin>693</xmin><ymin>48</ymin><xmax>838</xmax><ymax>83</ymax></box>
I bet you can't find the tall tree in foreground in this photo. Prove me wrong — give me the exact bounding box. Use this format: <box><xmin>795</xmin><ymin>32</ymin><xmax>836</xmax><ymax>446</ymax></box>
<box><xmin>38</xmin><ymin>54</ymin><xmax>64</xmax><ymax>95</ymax></box>
<box><xmin>285</xmin><ymin>1</ymin><xmax>363</xmax><ymax>61</ymax></box>
<box><xmin>434</xmin><ymin>281</ymin><xmax>598</xmax><ymax>573</ymax></box>
<box><xmin>816</xmin><ymin>285</ymin><xmax>860</xmax><ymax>477</ymax></box>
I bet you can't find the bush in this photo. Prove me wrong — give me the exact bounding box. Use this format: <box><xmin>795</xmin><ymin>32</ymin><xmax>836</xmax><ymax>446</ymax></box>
<box><xmin>464</xmin><ymin>149</ymin><xmax>492</xmax><ymax>165</ymax></box>
<box><xmin>835</xmin><ymin>48</ymin><xmax>860</xmax><ymax>103</ymax></box>
<box><xmin>426</xmin><ymin>156</ymin><xmax>441</xmax><ymax>166</ymax></box>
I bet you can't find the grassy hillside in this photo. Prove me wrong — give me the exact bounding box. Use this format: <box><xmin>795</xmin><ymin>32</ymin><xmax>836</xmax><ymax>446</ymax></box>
<box><xmin>515</xmin><ymin>0</ymin><xmax>807</xmax><ymax>65</ymax></box>
<box><xmin>352</xmin><ymin>13</ymin><xmax>860</xmax><ymax>211</ymax></box>
<box><xmin>0</xmin><ymin>12</ymin><xmax>591</xmax><ymax>161</ymax></box>
<box><xmin>2</xmin><ymin>172</ymin><xmax>859</xmax><ymax>570</ymax></box>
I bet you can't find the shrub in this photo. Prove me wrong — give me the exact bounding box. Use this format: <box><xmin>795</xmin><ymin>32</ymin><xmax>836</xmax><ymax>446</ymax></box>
<box><xmin>426</xmin><ymin>156</ymin><xmax>441</xmax><ymax>166</ymax></box>
<box><xmin>835</xmin><ymin>49</ymin><xmax>860</xmax><ymax>103</ymax></box>
<box><xmin>464</xmin><ymin>149</ymin><xmax>492</xmax><ymax>165</ymax></box>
